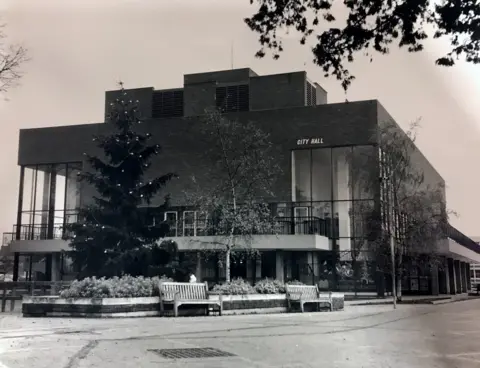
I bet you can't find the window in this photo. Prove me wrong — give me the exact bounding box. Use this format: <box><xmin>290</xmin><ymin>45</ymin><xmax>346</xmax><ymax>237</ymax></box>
<box><xmin>292</xmin><ymin>150</ymin><xmax>311</xmax><ymax>202</ymax></box>
<box><xmin>215</xmin><ymin>84</ymin><xmax>249</xmax><ymax>112</ymax></box>
<box><xmin>182</xmin><ymin>211</ymin><xmax>208</xmax><ymax>236</ymax></box>
<box><xmin>164</xmin><ymin>211</ymin><xmax>178</xmax><ymax>237</ymax></box>
<box><xmin>332</xmin><ymin>147</ymin><xmax>352</xmax><ymax>201</ymax></box>
<box><xmin>311</xmin><ymin>148</ymin><xmax>332</xmax><ymax>201</ymax></box>
<box><xmin>351</xmin><ymin>146</ymin><xmax>376</xmax><ymax>200</ymax></box>
<box><xmin>183</xmin><ymin>211</ymin><xmax>195</xmax><ymax>236</ymax></box>
<box><xmin>19</xmin><ymin>163</ymin><xmax>82</xmax><ymax>240</ymax></box>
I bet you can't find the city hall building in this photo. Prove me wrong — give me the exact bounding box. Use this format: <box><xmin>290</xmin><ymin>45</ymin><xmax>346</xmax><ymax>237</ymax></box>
<box><xmin>4</xmin><ymin>68</ymin><xmax>480</xmax><ymax>296</ymax></box>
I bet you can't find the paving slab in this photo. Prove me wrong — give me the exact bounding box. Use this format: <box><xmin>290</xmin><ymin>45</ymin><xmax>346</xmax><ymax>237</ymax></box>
<box><xmin>1</xmin><ymin>301</ymin><xmax>480</xmax><ymax>367</ymax></box>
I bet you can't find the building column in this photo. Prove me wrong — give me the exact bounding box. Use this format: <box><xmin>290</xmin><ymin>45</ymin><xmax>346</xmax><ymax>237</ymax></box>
<box><xmin>461</xmin><ymin>262</ymin><xmax>467</xmax><ymax>293</ymax></box>
<box><xmin>275</xmin><ymin>250</ymin><xmax>284</xmax><ymax>283</ymax></box>
<box><xmin>246</xmin><ymin>256</ymin><xmax>254</xmax><ymax>283</ymax></box>
<box><xmin>466</xmin><ymin>263</ymin><xmax>472</xmax><ymax>291</ymax></box>
<box><xmin>15</xmin><ymin>167</ymin><xmax>25</xmax><ymax>241</ymax></box>
<box><xmin>195</xmin><ymin>251</ymin><xmax>202</xmax><ymax>280</ymax></box>
<box><xmin>430</xmin><ymin>264</ymin><xmax>439</xmax><ymax>296</ymax></box>
<box><xmin>454</xmin><ymin>260</ymin><xmax>461</xmax><ymax>294</ymax></box>
<box><xmin>255</xmin><ymin>254</ymin><xmax>262</xmax><ymax>282</ymax></box>
<box><xmin>50</xmin><ymin>253</ymin><xmax>63</xmax><ymax>294</ymax></box>
<box><xmin>13</xmin><ymin>252</ymin><xmax>20</xmax><ymax>282</ymax></box>
<box><xmin>438</xmin><ymin>258</ymin><xmax>448</xmax><ymax>294</ymax></box>
<box><xmin>448</xmin><ymin>258</ymin><xmax>456</xmax><ymax>294</ymax></box>
<box><xmin>45</xmin><ymin>254</ymin><xmax>52</xmax><ymax>281</ymax></box>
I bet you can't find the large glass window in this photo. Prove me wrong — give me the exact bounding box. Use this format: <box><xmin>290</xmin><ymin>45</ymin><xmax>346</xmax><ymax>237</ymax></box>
<box><xmin>292</xmin><ymin>150</ymin><xmax>311</xmax><ymax>202</ymax></box>
<box><xmin>292</xmin><ymin>146</ymin><xmax>375</xmax><ymax>203</ymax></box>
<box><xmin>311</xmin><ymin>149</ymin><xmax>332</xmax><ymax>201</ymax></box>
<box><xmin>332</xmin><ymin>147</ymin><xmax>352</xmax><ymax>201</ymax></box>
<box><xmin>18</xmin><ymin>162</ymin><xmax>82</xmax><ymax>240</ymax></box>
<box><xmin>351</xmin><ymin>146</ymin><xmax>376</xmax><ymax>200</ymax></box>
<box><xmin>351</xmin><ymin>200</ymin><xmax>375</xmax><ymax>239</ymax></box>
<box><xmin>291</xmin><ymin>145</ymin><xmax>377</xmax><ymax>253</ymax></box>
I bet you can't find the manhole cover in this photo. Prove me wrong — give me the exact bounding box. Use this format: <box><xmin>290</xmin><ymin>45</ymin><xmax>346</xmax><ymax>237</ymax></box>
<box><xmin>149</xmin><ymin>348</ymin><xmax>236</xmax><ymax>359</ymax></box>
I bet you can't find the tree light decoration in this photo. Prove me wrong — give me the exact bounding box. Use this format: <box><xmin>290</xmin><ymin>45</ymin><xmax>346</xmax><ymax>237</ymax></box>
<box><xmin>63</xmin><ymin>83</ymin><xmax>178</xmax><ymax>278</ymax></box>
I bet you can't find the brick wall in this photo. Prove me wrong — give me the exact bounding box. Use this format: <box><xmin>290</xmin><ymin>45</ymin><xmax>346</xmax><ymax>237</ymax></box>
<box><xmin>250</xmin><ymin>72</ymin><xmax>306</xmax><ymax>111</ymax></box>
<box><xmin>18</xmin><ymin>100</ymin><xmax>379</xmax><ymax>206</ymax></box>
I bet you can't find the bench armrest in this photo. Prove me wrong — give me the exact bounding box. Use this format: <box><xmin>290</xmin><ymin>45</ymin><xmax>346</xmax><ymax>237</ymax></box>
<box><xmin>286</xmin><ymin>291</ymin><xmax>303</xmax><ymax>299</ymax></box>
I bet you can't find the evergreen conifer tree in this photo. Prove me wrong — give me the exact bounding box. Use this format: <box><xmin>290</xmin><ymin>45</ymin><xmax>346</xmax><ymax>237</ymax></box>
<box><xmin>65</xmin><ymin>83</ymin><xmax>177</xmax><ymax>277</ymax></box>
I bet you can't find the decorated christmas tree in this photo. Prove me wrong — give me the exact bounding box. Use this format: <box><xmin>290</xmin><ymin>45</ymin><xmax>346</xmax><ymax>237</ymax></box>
<box><xmin>65</xmin><ymin>83</ymin><xmax>177</xmax><ymax>277</ymax></box>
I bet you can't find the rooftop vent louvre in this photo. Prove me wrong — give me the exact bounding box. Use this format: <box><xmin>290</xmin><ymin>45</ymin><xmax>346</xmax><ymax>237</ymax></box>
<box><xmin>152</xmin><ymin>90</ymin><xmax>184</xmax><ymax>118</ymax></box>
<box><xmin>305</xmin><ymin>81</ymin><xmax>316</xmax><ymax>106</ymax></box>
<box><xmin>216</xmin><ymin>84</ymin><xmax>249</xmax><ymax>112</ymax></box>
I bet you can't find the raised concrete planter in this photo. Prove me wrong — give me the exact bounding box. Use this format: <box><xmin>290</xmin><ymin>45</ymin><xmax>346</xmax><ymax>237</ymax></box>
<box><xmin>22</xmin><ymin>293</ymin><xmax>345</xmax><ymax>318</ymax></box>
<box><xmin>22</xmin><ymin>296</ymin><xmax>161</xmax><ymax>318</ymax></box>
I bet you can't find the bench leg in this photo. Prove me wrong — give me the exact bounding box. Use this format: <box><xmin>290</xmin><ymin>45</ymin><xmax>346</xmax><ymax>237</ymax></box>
<box><xmin>300</xmin><ymin>301</ymin><xmax>305</xmax><ymax>313</ymax></box>
<box><xmin>219</xmin><ymin>304</ymin><xmax>222</xmax><ymax>316</ymax></box>
<box><xmin>174</xmin><ymin>302</ymin><xmax>179</xmax><ymax>317</ymax></box>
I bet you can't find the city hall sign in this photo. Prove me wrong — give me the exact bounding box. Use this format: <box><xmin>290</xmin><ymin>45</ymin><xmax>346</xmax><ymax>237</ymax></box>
<box><xmin>296</xmin><ymin>138</ymin><xmax>324</xmax><ymax>145</ymax></box>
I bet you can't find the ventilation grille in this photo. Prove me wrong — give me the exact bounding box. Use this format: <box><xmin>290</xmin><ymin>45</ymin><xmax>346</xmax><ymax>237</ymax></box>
<box><xmin>152</xmin><ymin>90</ymin><xmax>184</xmax><ymax>118</ymax></box>
<box><xmin>216</xmin><ymin>84</ymin><xmax>249</xmax><ymax>112</ymax></box>
<box><xmin>149</xmin><ymin>348</ymin><xmax>236</xmax><ymax>360</ymax></box>
<box><xmin>306</xmin><ymin>81</ymin><xmax>317</xmax><ymax>106</ymax></box>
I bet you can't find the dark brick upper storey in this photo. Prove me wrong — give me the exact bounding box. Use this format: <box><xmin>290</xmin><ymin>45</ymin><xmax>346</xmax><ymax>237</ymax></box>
<box><xmin>17</xmin><ymin>68</ymin><xmax>445</xmax><ymax>207</ymax></box>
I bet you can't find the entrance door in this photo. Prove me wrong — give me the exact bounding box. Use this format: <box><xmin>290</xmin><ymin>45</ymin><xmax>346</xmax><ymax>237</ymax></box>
<box><xmin>294</xmin><ymin>207</ymin><xmax>309</xmax><ymax>234</ymax></box>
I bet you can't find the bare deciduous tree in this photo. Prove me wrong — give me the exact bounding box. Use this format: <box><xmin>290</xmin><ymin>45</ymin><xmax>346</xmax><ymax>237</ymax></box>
<box><xmin>352</xmin><ymin>120</ymin><xmax>453</xmax><ymax>305</ymax></box>
<box><xmin>184</xmin><ymin>110</ymin><xmax>282</xmax><ymax>282</ymax></box>
<box><xmin>0</xmin><ymin>24</ymin><xmax>28</xmax><ymax>94</ymax></box>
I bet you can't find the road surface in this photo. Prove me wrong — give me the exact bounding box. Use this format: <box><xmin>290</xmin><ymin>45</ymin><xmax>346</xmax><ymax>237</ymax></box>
<box><xmin>1</xmin><ymin>300</ymin><xmax>480</xmax><ymax>367</ymax></box>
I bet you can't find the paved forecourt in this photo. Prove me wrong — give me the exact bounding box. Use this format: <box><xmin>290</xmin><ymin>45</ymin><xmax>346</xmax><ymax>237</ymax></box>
<box><xmin>1</xmin><ymin>301</ymin><xmax>480</xmax><ymax>368</ymax></box>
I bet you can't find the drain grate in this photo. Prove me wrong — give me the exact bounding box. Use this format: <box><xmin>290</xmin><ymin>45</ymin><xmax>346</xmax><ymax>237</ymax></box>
<box><xmin>149</xmin><ymin>348</ymin><xmax>236</xmax><ymax>359</ymax></box>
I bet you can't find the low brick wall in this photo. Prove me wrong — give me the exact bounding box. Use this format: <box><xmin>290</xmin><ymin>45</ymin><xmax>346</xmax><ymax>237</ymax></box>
<box><xmin>22</xmin><ymin>293</ymin><xmax>345</xmax><ymax>318</ymax></box>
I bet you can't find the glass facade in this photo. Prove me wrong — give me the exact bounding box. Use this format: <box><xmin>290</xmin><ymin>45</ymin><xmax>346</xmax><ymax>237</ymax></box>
<box><xmin>18</xmin><ymin>162</ymin><xmax>82</xmax><ymax>240</ymax></box>
<box><xmin>291</xmin><ymin>145</ymin><xmax>376</xmax><ymax>239</ymax></box>
<box><xmin>291</xmin><ymin>145</ymin><xmax>378</xmax><ymax>290</ymax></box>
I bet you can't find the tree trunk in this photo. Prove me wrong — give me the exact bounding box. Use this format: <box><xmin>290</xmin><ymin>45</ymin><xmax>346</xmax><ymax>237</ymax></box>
<box><xmin>225</xmin><ymin>246</ymin><xmax>231</xmax><ymax>283</ymax></box>
<box><xmin>352</xmin><ymin>258</ymin><xmax>358</xmax><ymax>297</ymax></box>
<box><xmin>396</xmin><ymin>274</ymin><xmax>403</xmax><ymax>301</ymax></box>
<box><xmin>390</xmin><ymin>234</ymin><xmax>397</xmax><ymax>309</ymax></box>
<box><xmin>225</xmin><ymin>182</ymin><xmax>237</xmax><ymax>284</ymax></box>
<box><xmin>396</xmin><ymin>252</ymin><xmax>403</xmax><ymax>301</ymax></box>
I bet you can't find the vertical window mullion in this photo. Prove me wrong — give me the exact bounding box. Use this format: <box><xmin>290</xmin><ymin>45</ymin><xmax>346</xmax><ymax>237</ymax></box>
<box><xmin>63</xmin><ymin>164</ymin><xmax>69</xmax><ymax>236</ymax></box>
<box><xmin>310</xmin><ymin>148</ymin><xmax>313</xmax><ymax>217</ymax></box>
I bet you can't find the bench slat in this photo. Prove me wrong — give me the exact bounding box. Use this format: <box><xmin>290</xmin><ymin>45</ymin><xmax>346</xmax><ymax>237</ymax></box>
<box><xmin>159</xmin><ymin>281</ymin><xmax>222</xmax><ymax>317</ymax></box>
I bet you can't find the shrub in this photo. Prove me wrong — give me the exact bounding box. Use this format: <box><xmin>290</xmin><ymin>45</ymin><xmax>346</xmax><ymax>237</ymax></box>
<box><xmin>59</xmin><ymin>275</ymin><xmax>173</xmax><ymax>299</ymax></box>
<box><xmin>254</xmin><ymin>279</ymin><xmax>305</xmax><ymax>294</ymax></box>
<box><xmin>211</xmin><ymin>278</ymin><xmax>257</xmax><ymax>295</ymax></box>
<box><xmin>254</xmin><ymin>278</ymin><xmax>285</xmax><ymax>294</ymax></box>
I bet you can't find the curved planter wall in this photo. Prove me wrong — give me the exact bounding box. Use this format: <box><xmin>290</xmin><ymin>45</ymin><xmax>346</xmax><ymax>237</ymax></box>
<box><xmin>22</xmin><ymin>293</ymin><xmax>345</xmax><ymax>318</ymax></box>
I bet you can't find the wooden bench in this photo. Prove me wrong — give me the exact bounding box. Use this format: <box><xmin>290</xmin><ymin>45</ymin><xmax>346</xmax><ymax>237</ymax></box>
<box><xmin>286</xmin><ymin>284</ymin><xmax>333</xmax><ymax>313</ymax></box>
<box><xmin>159</xmin><ymin>282</ymin><xmax>223</xmax><ymax>317</ymax></box>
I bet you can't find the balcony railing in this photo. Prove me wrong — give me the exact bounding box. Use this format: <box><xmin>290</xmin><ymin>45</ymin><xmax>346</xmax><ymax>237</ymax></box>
<box><xmin>2</xmin><ymin>232</ymin><xmax>15</xmax><ymax>246</ymax></box>
<box><xmin>11</xmin><ymin>215</ymin><xmax>335</xmax><ymax>242</ymax></box>
<box><xmin>13</xmin><ymin>225</ymin><xmax>65</xmax><ymax>241</ymax></box>
<box><xmin>165</xmin><ymin>216</ymin><xmax>331</xmax><ymax>238</ymax></box>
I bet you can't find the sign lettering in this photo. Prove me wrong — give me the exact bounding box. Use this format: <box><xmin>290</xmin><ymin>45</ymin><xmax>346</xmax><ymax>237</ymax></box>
<box><xmin>296</xmin><ymin>138</ymin><xmax>324</xmax><ymax>145</ymax></box>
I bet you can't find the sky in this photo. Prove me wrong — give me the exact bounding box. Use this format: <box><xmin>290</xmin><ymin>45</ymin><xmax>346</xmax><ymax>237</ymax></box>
<box><xmin>0</xmin><ymin>0</ymin><xmax>479</xmax><ymax>237</ymax></box>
